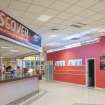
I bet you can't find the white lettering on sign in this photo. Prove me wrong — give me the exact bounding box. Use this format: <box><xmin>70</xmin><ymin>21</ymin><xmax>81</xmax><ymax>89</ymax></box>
<box><xmin>54</xmin><ymin>59</ymin><xmax>82</xmax><ymax>66</ymax></box>
<box><xmin>0</xmin><ymin>11</ymin><xmax>29</xmax><ymax>40</ymax></box>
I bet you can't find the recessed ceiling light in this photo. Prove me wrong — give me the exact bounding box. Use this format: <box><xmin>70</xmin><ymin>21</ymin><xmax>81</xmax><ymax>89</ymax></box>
<box><xmin>64</xmin><ymin>43</ymin><xmax>81</xmax><ymax>49</ymax></box>
<box><xmin>37</xmin><ymin>15</ymin><xmax>52</xmax><ymax>22</ymax></box>
<box><xmin>46</xmin><ymin>42</ymin><xmax>61</xmax><ymax>46</ymax></box>
<box><xmin>50</xmin><ymin>35</ymin><xmax>57</xmax><ymax>38</ymax></box>
<box><xmin>62</xmin><ymin>35</ymin><xmax>77</xmax><ymax>41</ymax></box>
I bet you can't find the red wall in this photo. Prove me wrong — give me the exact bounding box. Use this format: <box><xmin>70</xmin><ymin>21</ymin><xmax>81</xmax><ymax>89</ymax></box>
<box><xmin>47</xmin><ymin>36</ymin><xmax>105</xmax><ymax>88</ymax></box>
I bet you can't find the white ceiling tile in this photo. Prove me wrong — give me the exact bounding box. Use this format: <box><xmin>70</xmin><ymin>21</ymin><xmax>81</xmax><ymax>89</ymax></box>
<box><xmin>49</xmin><ymin>1</ymin><xmax>70</xmax><ymax>11</ymax></box>
<box><xmin>57</xmin><ymin>0</ymin><xmax>79</xmax><ymax>4</ymax></box>
<box><xmin>80</xmin><ymin>18</ymin><xmax>94</xmax><ymax>25</ymax></box>
<box><xmin>55</xmin><ymin>24</ymin><xmax>68</xmax><ymax>30</ymax></box>
<box><xmin>9</xmin><ymin>0</ymin><xmax>30</xmax><ymax>11</ymax></box>
<box><xmin>27</xmin><ymin>4</ymin><xmax>46</xmax><ymax>14</ymax></box>
<box><xmin>33</xmin><ymin>20</ymin><xmax>45</xmax><ymax>27</ymax></box>
<box><xmin>78</xmin><ymin>10</ymin><xmax>96</xmax><ymax>18</ymax></box>
<box><xmin>71</xmin><ymin>16</ymin><xmax>85</xmax><ymax>23</ymax></box>
<box><xmin>48</xmin><ymin>17</ymin><xmax>65</xmax><ymax>24</ymax></box>
<box><xmin>99</xmin><ymin>19</ymin><xmax>105</xmax><ymax>24</ymax></box>
<box><xmin>24</xmin><ymin>12</ymin><xmax>40</xmax><ymax>20</ymax></box>
<box><xmin>41</xmin><ymin>23</ymin><xmax>67</xmax><ymax>31</ymax></box>
<box><xmin>65</xmin><ymin>5</ymin><xmax>85</xmax><ymax>15</ymax></box>
<box><xmin>33</xmin><ymin>0</ymin><xmax>55</xmax><ymax>7</ymax></box>
<box><xmin>92</xmin><ymin>22</ymin><xmax>104</xmax><ymax>26</ymax></box>
<box><xmin>22</xmin><ymin>18</ymin><xmax>33</xmax><ymax>26</ymax></box>
<box><xmin>0</xmin><ymin>0</ymin><xmax>10</xmax><ymax>9</ymax></box>
<box><xmin>43</xmin><ymin>9</ymin><xmax>60</xmax><ymax>17</ymax></box>
<box><xmin>64</xmin><ymin>27</ymin><xmax>80</xmax><ymax>33</ymax></box>
<box><xmin>89</xmin><ymin>1</ymin><xmax>105</xmax><ymax>12</ymax></box>
<box><xmin>89</xmin><ymin>13</ymin><xmax>105</xmax><ymax>21</ymax></box>
<box><xmin>76</xmin><ymin>0</ymin><xmax>99</xmax><ymax>8</ymax></box>
<box><xmin>61</xmin><ymin>20</ymin><xmax>74</xmax><ymax>26</ymax></box>
<box><xmin>19</xmin><ymin>0</ymin><xmax>33</xmax><ymax>3</ymax></box>
<box><xmin>56</xmin><ymin>12</ymin><xmax>75</xmax><ymax>20</ymax></box>
<box><xmin>8</xmin><ymin>9</ymin><xmax>25</xmax><ymax>17</ymax></box>
<box><xmin>44</xmin><ymin>23</ymin><xmax>58</xmax><ymax>28</ymax></box>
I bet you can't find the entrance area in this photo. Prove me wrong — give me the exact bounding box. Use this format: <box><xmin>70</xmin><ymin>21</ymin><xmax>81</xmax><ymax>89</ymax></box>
<box><xmin>87</xmin><ymin>59</ymin><xmax>95</xmax><ymax>87</ymax></box>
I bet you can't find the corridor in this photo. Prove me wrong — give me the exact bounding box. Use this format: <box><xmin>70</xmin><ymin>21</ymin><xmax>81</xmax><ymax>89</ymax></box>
<box><xmin>24</xmin><ymin>80</ymin><xmax>105</xmax><ymax>105</ymax></box>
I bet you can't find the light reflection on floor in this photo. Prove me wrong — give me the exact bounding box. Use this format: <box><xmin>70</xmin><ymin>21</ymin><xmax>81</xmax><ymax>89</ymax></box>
<box><xmin>23</xmin><ymin>80</ymin><xmax>105</xmax><ymax>105</ymax></box>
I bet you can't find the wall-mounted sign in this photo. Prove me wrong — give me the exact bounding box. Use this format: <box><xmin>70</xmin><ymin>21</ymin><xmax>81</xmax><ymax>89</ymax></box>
<box><xmin>100</xmin><ymin>56</ymin><xmax>105</xmax><ymax>70</ymax></box>
<box><xmin>0</xmin><ymin>10</ymin><xmax>41</xmax><ymax>50</ymax></box>
<box><xmin>55</xmin><ymin>61</ymin><xmax>65</xmax><ymax>66</ymax></box>
<box><xmin>54</xmin><ymin>59</ymin><xmax>82</xmax><ymax>67</ymax></box>
<box><xmin>68</xmin><ymin>59</ymin><xmax>82</xmax><ymax>66</ymax></box>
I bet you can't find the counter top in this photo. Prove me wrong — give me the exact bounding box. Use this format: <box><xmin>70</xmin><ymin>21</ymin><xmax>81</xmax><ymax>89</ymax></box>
<box><xmin>0</xmin><ymin>75</ymin><xmax>40</xmax><ymax>84</ymax></box>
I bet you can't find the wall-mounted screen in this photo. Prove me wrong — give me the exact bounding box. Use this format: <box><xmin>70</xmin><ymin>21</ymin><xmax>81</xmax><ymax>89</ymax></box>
<box><xmin>100</xmin><ymin>56</ymin><xmax>105</xmax><ymax>70</ymax></box>
<box><xmin>55</xmin><ymin>61</ymin><xmax>65</xmax><ymax>66</ymax></box>
<box><xmin>67</xmin><ymin>59</ymin><xmax>82</xmax><ymax>66</ymax></box>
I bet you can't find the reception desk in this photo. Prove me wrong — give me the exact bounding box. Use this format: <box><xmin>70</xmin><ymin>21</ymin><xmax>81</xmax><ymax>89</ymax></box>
<box><xmin>0</xmin><ymin>75</ymin><xmax>39</xmax><ymax>105</ymax></box>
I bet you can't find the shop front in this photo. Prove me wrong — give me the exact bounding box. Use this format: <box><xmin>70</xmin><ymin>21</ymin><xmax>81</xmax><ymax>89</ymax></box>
<box><xmin>47</xmin><ymin>36</ymin><xmax>105</xmax><ymax>89</ymax></box>
<box><xmin>0</xmin><ymin>10</ymin><xmax>41</xmax><ymax>105</ymax></box>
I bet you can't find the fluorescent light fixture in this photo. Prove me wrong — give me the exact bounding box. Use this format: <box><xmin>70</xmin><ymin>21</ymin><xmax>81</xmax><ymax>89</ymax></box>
<box><xmin>47</xmin><ymin>37</ymin><xmax>100</xmax><ymax>53</ymax></box>
<box><xmin>47</xmin><ymin>43</ymin><xmax>81</xmax><ymax>53</ymax></box>
<box><xmin>64</xmin><ymin>43</ymin><xmax>81</xmax><ymax>49</ymax></box>
<box><xmin>63</xmin><ymin>28</ymin><xmax>105</xmax><ymax>41</ymax></box>
<box><xmin>37</xmin><ymin>15</ymin><xmax>52</xmax><ymax>22</ymax></box>
<box><xmin>46</xmin><ymin>42</ymin><xmax>61</xmax><ymax>46</ymax></box>
<box><xmin>82</xmin><ymin>38</ymin><xmax>100</xmax><ymax>44</ymax></box>
<box><xmin>50</xmin><ymin>35</ymin><xmax>57</xmax><ymax>38</ymax></box>
<box><xmin>10</xmin><ymin>50</ymin><xmax>19</xmax><ymax>52</ymax></box>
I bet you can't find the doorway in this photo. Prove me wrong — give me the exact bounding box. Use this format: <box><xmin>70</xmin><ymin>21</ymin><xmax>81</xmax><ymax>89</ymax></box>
<box><xmin>87</xmin><ymin>59</ymin><xmax>95</xmax><ymax>87</ymax></box>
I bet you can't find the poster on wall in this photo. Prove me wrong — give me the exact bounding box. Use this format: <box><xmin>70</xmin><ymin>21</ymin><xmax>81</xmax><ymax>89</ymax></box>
<box><xmin>100</xmin><ymin>56</ymin><xmax>105</xmax><ymax>70</ymax></box>
<box><xmin>67</xmin><ymin>59</ymin><xmax>82</xmax><ymax>66</ymax></box>
<box><xmin>0</xmin><ymin>10</ymin><xmax>41</xmax><ymax>50</ymax></box>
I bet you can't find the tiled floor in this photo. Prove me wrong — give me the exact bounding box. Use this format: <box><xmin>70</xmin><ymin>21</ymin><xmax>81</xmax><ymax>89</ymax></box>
<box><xmin>27</xmin><ymin>80</ymin><xmax>105</xmax><ymax>105</ymax></box>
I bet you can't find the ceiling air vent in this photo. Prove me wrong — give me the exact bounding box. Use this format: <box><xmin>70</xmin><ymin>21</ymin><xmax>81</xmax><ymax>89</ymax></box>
<box><xmin>51</xmin><ymin>28</ymin><xmax>59</xmax><ymax>31</ymax></box>
<box><xmin>70</xmin><ymin>37</ymin><xmax>80</xmax><ymax>40</ymax></box>
<box><xmin>70</xmin><ymin>22</ymin><xmax>87</xmax><ymax>28</ymax></box>
<box><xmin>77</xmin><ymin>22</ymin><xmax>87</xmax><ymax>26</ymax></box>
<box><xmin>70</xmin><ymin>24</ymin><xmax>82</xmax><ymax>28</ymax></box>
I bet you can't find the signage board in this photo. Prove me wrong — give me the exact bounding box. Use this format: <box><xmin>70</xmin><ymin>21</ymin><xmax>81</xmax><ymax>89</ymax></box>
<box><xmin>100</xmin><ymin>56</ymin><xmax>105</xmax><ymax>70</ymax></box>
<box><xmin>0</xmin><ymin>10</ymin><xmax>41</xmax><ymax>50</ymax></box>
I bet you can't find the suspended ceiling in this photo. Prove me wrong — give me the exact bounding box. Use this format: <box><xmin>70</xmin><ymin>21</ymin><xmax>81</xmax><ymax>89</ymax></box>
<box><xmin>1</xmin><ymin>0</ymin><xmax>105</xmax><ymax>51</ymax></box>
